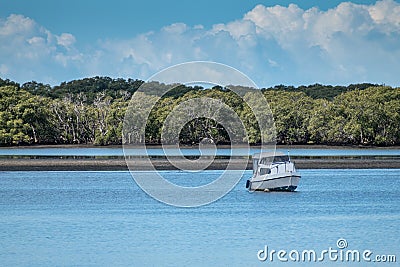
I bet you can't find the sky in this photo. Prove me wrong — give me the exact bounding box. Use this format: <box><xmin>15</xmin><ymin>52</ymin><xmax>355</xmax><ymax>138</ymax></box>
<box><xmin>0</xmin><ymin>0</ymin><xmax>399</xmax><ymax>87</ymax></box>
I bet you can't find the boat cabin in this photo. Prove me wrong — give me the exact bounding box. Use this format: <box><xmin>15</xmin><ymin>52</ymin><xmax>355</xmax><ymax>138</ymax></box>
<box><xmin>252</xmin><ymin>152</ymin><xmax>295</xmax><ymax>176</ymax></box>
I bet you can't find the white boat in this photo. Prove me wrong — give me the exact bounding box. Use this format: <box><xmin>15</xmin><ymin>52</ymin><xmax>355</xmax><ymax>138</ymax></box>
<box><xmin>246</xmin><ymin>152</ymin><xmax>300</xmax><ymax>192</ymax></box>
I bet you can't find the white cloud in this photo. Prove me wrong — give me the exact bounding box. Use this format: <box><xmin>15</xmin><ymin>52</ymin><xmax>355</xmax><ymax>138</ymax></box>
<box><xmin>0</xmin><ymin>14</ymin><xmax>35</xmax><ymax>36</ymax></box>
<box><xmin>0</xmin><ymin>14</ymin><xmax>82</xmax><ymax>83</ymax></box>
<box><xmin>245</xmin><ymin>4</ymin><xmax>305</xmax><ymax>43</ymax></box>
<box><xmin>369</xmin><ymin>0</ymin><xmax>400</xmax><ymax>29</ymax></box>
<box><xmin>161</xmin><ymin>23</ymin><xmax>188</xmax><ymax>34</ymax></box>
<box><xmin>212</xmin><ymin>20</ymin><xmax>256</xmax><ymax>42</ymax></box>
<box><xmin>1</xmin><ymin>0</ymin><xmax>400</xmax><ymax>86</ymax></box>
<box><xmin>57</xmin><ymin>33</ymin><xmax>76</xmax><ymax>48</ymax></box>
<box><xmin>268</xmin><ymin>59</ymin><xmax>278</xmax><ymax>67</ymax></box>
<box><xmin>193</xmin><ymin>24</ymin><xmax>204</xmax><ymax>30</ymax></box>
<box><xmin>239</xmin><ymin>0</ymin><xmax>400</xmax><ymax>85</ymax></box>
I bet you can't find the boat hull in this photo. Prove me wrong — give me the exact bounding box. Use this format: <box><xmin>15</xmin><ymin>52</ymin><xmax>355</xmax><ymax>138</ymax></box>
<box><xmin>247</xmin><ymin>174</ymin><xmax>300</xmax><ymax>192</ymax></box>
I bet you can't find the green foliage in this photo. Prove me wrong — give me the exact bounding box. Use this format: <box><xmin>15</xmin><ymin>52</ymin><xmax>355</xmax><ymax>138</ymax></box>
<box><xmin>0</xmin><ymin>86</ymin><xmax>52</xmax><ymax>145</ymax></box>
<box><xmin>264</xmin><ymin>91</ymin><xmax>314</xmax><ymax>144</ymax></box>
<box><xmin>0</xmin><ymin>77</ymin><xmax>399</xmax><ymax>146</ymax></box>
<box><xmin>0</xmin><ymin>78</ymin><xmax>20</xmax><ymax>88</ymax></box>
<box><xmin>51</xmin><ymin>76</ymin><xmax>143</xmax><ymax>103</ymax></box>
<box><xmin>262</xmin><ymin>83</ymin><xmax>378</xmax><ymax>100</ymax></box>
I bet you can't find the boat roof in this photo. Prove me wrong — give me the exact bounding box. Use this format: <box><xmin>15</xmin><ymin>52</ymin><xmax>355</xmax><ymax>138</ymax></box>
<box><xmin>252</xmin><ymin>151</ymin><xmax>286</xmax><ymax>159</ymax></box>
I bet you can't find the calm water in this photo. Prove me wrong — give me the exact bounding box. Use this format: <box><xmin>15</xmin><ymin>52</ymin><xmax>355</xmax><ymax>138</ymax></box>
<box><xmin>0</xmin><ymin>169</ymin><xmax>399</xmax><ymax>266</ymax></box>
<box><xmin>1</xmin><ymin>147</ymin><xmax>400</xmax><ymax>157</ymax></box>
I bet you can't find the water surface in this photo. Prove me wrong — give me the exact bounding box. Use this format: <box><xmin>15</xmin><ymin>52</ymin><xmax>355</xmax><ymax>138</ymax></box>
<box><xmin>0</xmin><ymin>169</ymin><xmax>399</xmax><ymax>266</ymax></box>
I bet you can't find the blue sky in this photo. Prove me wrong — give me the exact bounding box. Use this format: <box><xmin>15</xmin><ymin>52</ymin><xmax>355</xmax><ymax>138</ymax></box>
<box><xmin>0</xmin><ymin>0</ymin><xmax>399</xmax><ymax>87</ymax></box>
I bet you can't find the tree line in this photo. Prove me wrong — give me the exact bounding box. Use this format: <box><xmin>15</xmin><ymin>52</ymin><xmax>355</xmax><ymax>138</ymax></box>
<box><xmin>0</xmin><ymin>77</ymin><xmax>399</xmax><ymax>146</ymax></box>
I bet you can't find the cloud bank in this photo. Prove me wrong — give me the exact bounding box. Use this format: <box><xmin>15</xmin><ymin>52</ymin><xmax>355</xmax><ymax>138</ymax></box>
<box><xmin>1</xmin><ymin>0</ymin><xmax>400</xmax><ymax>86</ymax></box>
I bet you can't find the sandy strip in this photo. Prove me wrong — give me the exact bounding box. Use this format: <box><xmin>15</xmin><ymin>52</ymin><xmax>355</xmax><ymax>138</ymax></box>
<box><xmin>1</xmin><ymin>158</ymin><xmax>400</xmax><ymax>171</ymax></box>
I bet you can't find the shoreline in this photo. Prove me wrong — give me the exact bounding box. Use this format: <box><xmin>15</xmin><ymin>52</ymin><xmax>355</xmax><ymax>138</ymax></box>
<box><xmin>1</xmin><ymin>157</ymin><xmax>400</xmax><ymax>171</ymax></box>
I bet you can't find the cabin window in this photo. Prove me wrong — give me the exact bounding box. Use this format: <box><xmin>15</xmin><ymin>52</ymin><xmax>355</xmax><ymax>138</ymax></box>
<box><xmin>259</xmin><ymin>168</ymin><xmax>271</xmax><ymax>175</ymax></box>
<box><xmin>274</xmin><ymin>156</ymin><xmax>289</xmax><ymax>162</ymax></box>
<box><xmin>259</xmin><ymin>157</ymin><xmax>273</xmax><ymax>165</ymax></box>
